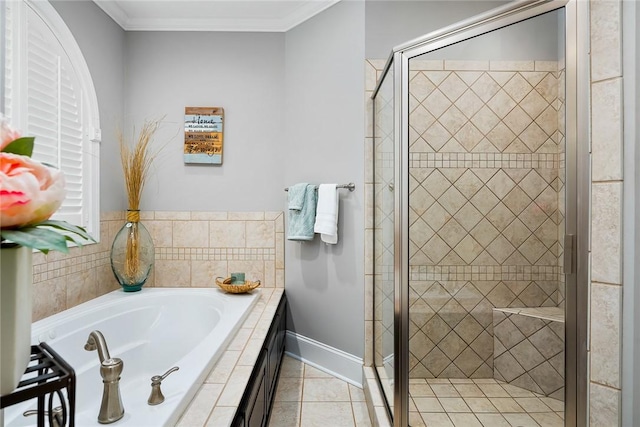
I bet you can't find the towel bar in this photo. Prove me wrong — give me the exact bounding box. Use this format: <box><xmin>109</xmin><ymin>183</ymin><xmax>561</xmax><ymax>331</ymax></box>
<box><xmin>284</xmin><ymin>183</ymin><xmax>355</xmax><ymax>192</ymax></box>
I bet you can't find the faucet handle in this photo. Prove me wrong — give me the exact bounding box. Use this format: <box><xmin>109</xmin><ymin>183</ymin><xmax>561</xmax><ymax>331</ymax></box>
<box><xmin>148</xmin><ymin>366</ymin><xmax>179</xmax><ymax>405</ymax></box>
<box><xmin>23</xmin><ymin>406</ymin><xmax>64</xmax><ymax>427</ymax></box>
<box><xmin>153</xmin><ymin>366</ymin><xmax>179</xmax><ymax>383</ymax></box>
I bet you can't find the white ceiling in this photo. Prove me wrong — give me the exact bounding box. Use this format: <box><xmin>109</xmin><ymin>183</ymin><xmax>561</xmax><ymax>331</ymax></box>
<box><xmin>93</xmin><ymin>0</ymin><xmax>341</xmax><ymax>32</ymax></box>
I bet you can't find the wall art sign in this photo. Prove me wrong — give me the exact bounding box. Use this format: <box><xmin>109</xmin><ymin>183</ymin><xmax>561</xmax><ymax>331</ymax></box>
<box><xmin>184</xmin><ymin>107</ymin><xmax>224</xmax><ymax>164</ymax></box>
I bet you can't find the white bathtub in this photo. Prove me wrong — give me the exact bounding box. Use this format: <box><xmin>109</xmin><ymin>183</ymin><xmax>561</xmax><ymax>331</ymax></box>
<box><xmin>3</xmin><ymin>287</ymin><xmax>260</xmax><ymax>427</ymax></box>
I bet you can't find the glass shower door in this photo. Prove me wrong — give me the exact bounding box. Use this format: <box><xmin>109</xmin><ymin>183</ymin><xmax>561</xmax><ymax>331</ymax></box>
<box><xmin>405</xmin><ymin>8</ymin><xmax>570</xmax><ymax>427</ymax></box>
<box><xmin>373</xmin><ymin>63</ymin><xmax>396</xmax><ymax>417</ymax></box>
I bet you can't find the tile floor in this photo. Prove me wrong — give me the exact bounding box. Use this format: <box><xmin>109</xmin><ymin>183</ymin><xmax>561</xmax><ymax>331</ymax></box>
<box><xmin>269</xmin><ymin>356</ymin><xmax>564</xmax><ymax>427</ymax></box>
<box><xmin>268</xmin><ymin>355</ymin><xmax>372</xmax><ymax>427</ymax></box>
<box><xmin>408</xmin><ymin>378</ymin><xmax>564</xmax><ymax>427</ymax></box>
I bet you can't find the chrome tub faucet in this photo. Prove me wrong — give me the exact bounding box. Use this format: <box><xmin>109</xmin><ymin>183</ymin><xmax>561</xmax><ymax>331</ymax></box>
<box><xmin>84</xmin><ymin>330</ymin><xmax>124</xmax><ymax>424</ymax></box>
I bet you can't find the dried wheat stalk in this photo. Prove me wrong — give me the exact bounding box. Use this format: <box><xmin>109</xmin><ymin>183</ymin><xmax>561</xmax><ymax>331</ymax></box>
<box><xmin>118</xmin><ymin>118</ymin><xmax>162</xmax><ymax>281</ymax></box>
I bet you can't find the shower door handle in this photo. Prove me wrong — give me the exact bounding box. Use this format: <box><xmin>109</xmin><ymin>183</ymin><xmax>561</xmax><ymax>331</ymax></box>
<box><xmin>563</xmin><ymin>234</ymin><xmax>575</xmax><ymax>275</ymax></box>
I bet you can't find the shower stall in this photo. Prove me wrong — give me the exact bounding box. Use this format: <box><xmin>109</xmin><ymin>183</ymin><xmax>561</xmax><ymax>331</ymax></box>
<box><xmin>371</xmin><ymin>1</ymin><xmax>588</xmax><ymax>426</ymax></box>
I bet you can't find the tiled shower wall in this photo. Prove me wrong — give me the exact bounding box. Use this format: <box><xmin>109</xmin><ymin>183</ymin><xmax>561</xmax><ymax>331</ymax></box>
<box><xmin>407</xmin><ymin>60</ymin><xmax>565</xmax><ymax>379</ymax></box>
<box><xmin>366</xmin><ymin>59</ymin><xmax>567</xmax><ymax>380</ymax></box>
<box><xmin>32</xmin><ymin>211</ymin><xmax>284</xmax><ymax>322</ymax></box>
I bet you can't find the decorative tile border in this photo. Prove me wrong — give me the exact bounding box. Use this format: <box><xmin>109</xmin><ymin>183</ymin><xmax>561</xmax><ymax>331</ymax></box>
<box><xmin>409</xmin><ymin>152</ymin><xmax>559</xmax><ymax>169</ymax></box>
<box><xmin>32</xmin><ymin>252</ymin><xmax>111</xmax><ymax>283</ymax></box>
<box><xmin>410</xmin><ymin>265</ymin><xmax>561</xmax><ymax>282</ymax></box>
<box><xmin>156</xmin><ymin>248</ymin><xmax>276</xmax><ymax>261</ymax></box>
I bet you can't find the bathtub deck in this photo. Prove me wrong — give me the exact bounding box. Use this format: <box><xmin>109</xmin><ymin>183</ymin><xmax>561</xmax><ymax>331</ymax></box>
<box><xmin>176</xmin><ymin>287</ymin><xmax>284</xmax><ymax>426</ymax></box>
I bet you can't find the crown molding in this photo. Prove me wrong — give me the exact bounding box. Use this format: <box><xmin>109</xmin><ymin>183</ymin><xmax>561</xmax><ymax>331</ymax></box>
<box><xmin>279</xmin><ymin>0</ymin><xmax>340</xmax><ymax>32</ymax></box>
<box><xmin>93</xmin><ymin>0</ymin><xmax>341</xmax><ymax>32</ymax></box>
<box><xmin>93</xmin><ymin>0</ymin><xmax>129</xmax><ymax>29</ymax></box>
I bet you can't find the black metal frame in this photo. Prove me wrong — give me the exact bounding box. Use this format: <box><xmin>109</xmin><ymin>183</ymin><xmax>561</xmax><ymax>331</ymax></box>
<box><xmin>1</xmin><ymin>342</ymin><xmax>76</xmax><ymax>427</ymax></box>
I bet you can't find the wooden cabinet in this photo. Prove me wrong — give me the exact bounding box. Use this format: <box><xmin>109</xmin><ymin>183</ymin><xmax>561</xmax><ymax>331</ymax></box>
<box><xmin>233</xmin><ymin>293</ymin><xmax>287</xmax><ymax>427</ymax></box>
<box><xmin>246</xmin><ymin>351</ymin><xmax>267</xmax><ymax>427</ymax></box>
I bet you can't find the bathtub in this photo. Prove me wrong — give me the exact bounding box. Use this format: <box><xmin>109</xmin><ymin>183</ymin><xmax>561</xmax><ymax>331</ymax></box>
<box><xmin>3</xmin><ymin>287</ymin><xmax>260</xmax><ymax>427</ymax></box>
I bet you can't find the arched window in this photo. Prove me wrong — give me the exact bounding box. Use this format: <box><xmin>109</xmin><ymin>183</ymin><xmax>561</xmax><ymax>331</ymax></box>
<box><xmin>2</xmin><ymin>0</ymin><xmax>101</xmax><ymax>240</ymax></box>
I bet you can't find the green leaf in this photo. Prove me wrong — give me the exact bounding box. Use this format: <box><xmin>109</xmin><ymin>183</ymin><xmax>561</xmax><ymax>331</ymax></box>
<box><xmin>62</xmin><ymin>232</ymin><xmax>89</xmax><ymax>247</ymax></box>
<box><xmin>2</xmin><ymin>137</ymin><xmax>35</xmax><ymax>157</ymax></box>
<box><xmin>0</xmin><ymin>227</ymin><xmax>69</xmax><ymax>254</ymax></box>
<box><xmin>38</xmin><ymin>220</ymin><xmax>96</xmax><ymax>243</ymax></box>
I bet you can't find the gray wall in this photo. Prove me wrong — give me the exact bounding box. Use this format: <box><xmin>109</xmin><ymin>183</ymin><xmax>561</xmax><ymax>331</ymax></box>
<box><xmin>415</xmin><ymin>9</ymin><xmax>560</xmax><ymax>61</ymax></box>
<box><xmin>50</xmin><ymin>0</ymin><xmax>125</xmax><ymax>212</ymax></box>
<box><xmin>123</xmin><ymin>31</ymin><xmax>285</xmax><ymax>211</ymax></box>
<box><xmin>284</xmin><ymin>0</ymin><xmax>366</xmax><ymax>357</ymax></box>
<box><xmin>51</xmin><ymin>0</ymin><xmax>368</xmax><ymax>361</ymax></box>
<box><xmin>366</xmin><ymin>1</ymin><xmax>559</xmax><ymax>61</ymax></box>
<box><xmin>365</xmin><ymin>0</ymin><xmax>509</xmax><ymax>58</ymax></box>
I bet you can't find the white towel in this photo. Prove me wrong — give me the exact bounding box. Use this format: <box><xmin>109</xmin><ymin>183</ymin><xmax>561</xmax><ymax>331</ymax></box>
<box><xmin>314</xmin><ymin>184</ymin><xmax>339</xmax><ymax>244</ymax></box>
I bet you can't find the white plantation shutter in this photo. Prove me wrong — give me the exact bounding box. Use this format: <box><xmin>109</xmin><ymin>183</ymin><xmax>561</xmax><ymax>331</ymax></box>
<box><xmin>58</xmin><ymin>64</ymin><xmax>84</xmax><ymax>217</ymax></box>
<box><xmin>27</xmin><ymin>14</ymin><xmax>60</xmax><ymax>167</ymax></box>
<box><xmin>3</xmin><ymin>2</ymin><xmax>14</xmax><ymax>121</ymax></box>
<box><xmin>3</xmin><ymin>1</ymin><xmax>100</xmax><ymax>237</ymax></box>
<box><xmin>26</xmin><ymin>6</ymin><xmax>84</xmax><ymax>223</ymax></box>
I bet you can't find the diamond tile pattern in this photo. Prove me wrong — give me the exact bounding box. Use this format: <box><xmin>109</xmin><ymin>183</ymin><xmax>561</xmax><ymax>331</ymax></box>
<box><xmin>409</xmin><ymin>167</ymin><xmax>560</xmax><ymax>269</ymax></box>
<box><xmin>405</xmin><ymin>62</ymin><xmax>565</xmax><ymax>380</ymax></box>
<box><xmin>410</xmin><ymin>68</ymin><xmax>559</xmax><ymax>155</ymax></box>
<box><xmin>408</xmin><ymin>279</ymin><xmax>558</xmax><ymax>379</ymax></box>
<box><xmin>493</xmin><ymin>309</ymin><xmax>565</xmax><ymax>401</ymax></box>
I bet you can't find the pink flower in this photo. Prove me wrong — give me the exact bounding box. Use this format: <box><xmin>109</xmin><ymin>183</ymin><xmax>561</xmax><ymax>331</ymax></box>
<box><xmin>0</xmin><ymin>153</ymin><xmax>66</xmax><ymax>228</ymax></box>
<box><xmin>0</xmin><ymin>117</ymin><xmax>22</xmax><ymax>151</ymax></box>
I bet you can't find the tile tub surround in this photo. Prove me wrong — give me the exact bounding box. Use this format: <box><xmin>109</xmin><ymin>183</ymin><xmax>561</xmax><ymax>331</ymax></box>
<box><xmin>492</xmin><ymin>307</ymin><xmax>564</xmax><ymax>401</ymax></box>
<box><xmin>31</xmin><ymin>212</ymin><xmax>124</xmax><ymax>321</ymax></box>
<box><xmin>141</xmin><ymin>211</ymin><xmax>285</xmax><ymax>289</ymax></box>
<box><xmin>176</xmin><ymin>288</ymin><xmax>284</xmax><ymax>427</ymax></box>
<box><xmin>31</xmin><ymin>211</ymin><xmax>284</xmax><ymax>321</ymax></box>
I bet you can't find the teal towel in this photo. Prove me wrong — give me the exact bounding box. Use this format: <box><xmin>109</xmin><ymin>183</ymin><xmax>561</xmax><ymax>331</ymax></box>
<box><xmin>287</xmin><ymin>183</ymin><xmax>317</xmax><ymax>241</ymax></box>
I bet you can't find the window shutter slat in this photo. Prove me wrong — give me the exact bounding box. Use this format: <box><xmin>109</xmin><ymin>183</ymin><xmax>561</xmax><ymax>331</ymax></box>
<box><xmin>4</xmin><ymin>1</ymin><xmax>100</xmax><ymax>235</ymax></box>
<box><xmin>58</xmin><ymin>60</ymin><xmax>84</xmax><ymax>217</ymax></box>
<box><xmin>25</xmin><ymin>6</ymin><xmax>84</xmax><ymax>223</ymax></box>
<box><xmin>4</xmin><ymin>3</ymin><xmax>14</xmax><ymax>121</ymax></box>
<box><xmin>27</xmin><ymin>12</ymin><xmax>60</xmax><ymax>168</ymax></box>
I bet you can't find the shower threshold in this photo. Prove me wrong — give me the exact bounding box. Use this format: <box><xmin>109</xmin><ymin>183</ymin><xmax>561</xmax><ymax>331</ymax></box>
<box><xmin>409</xmin><ymin>378</ymin><xmax>563</xmax><ymax>427</ymax></box>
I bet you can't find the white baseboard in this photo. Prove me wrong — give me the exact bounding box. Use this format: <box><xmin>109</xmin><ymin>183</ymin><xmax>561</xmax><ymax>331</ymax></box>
<box><xmin>285</xmin><ymin>331</ymin><xmax>363</xmax><ymax>387</ymax></box>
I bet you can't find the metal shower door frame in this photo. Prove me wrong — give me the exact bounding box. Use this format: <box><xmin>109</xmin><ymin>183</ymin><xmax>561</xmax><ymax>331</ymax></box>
<box><xmin>387</xmin><ymin>1</ymin><xmax>589</xmax><ymax>426</ymax></box>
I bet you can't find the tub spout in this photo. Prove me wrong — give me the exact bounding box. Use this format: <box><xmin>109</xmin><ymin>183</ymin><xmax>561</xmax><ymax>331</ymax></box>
<box><xmin>85</xmin><ymin>330</ymin><xmax>112</xmax><ymax>363</ymax></box>
<box><xmin>84</xmin><ymin>330</ymin><xmax>125</xmax><ymax>424</ymax></box>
